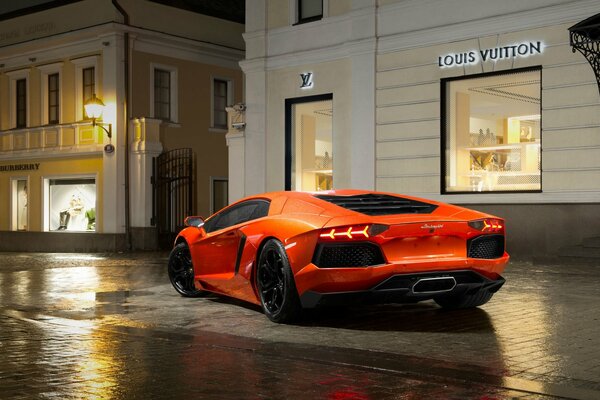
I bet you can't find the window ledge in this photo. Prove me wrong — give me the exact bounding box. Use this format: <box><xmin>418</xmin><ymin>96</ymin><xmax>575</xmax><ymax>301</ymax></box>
<box><xmin>209</xmin><ymin>127</ymin><xmax>228</xmax><ymax>133</ymax></box>
<box><xmin>162</xmin><ymin>121</ymin><xmax>181</xmax><ymax>128</ymax></box>
<box><xmin>293</xmin><ymin>15</ymin><xmax>323</xmax><ymax>26</ymax></box>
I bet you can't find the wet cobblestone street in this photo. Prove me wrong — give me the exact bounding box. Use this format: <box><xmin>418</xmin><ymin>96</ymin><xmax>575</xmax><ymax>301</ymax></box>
<box><xmin>1</xmin><ymin>252</ymin><xmax>599</xmax><ymax>399</ymax></box>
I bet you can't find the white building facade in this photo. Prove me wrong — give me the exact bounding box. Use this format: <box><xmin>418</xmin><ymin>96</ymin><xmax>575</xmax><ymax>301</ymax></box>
<box><xmin>232</xmin><ymin>0</ymin><xmax>600</xmax><ymax>257</ymax></box>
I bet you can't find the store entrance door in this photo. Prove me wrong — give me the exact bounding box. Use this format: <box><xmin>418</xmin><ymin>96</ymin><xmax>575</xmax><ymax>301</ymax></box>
<box><xmin>285</xmin><ymin>93</ymin><xmax>333</xmax><ymax>191</ymax></box>
<box><xmin>152</xmin><ymin>148</ymin><xmax>194</xmax><ymax>249</ymax></box>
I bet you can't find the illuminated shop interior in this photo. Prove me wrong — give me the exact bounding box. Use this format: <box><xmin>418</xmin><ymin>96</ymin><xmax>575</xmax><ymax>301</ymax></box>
<box><xmin>291</xmin><ymin>99</ymin><xmax>333</xmax><ymax>191</ymax></box>
<box><xmin>45</xmin><ymin>178</ymin><xmax>97</xmax><ymax>232</ymax></box>
<box><xmin>444</xmin><ymin>69</ymin><xmax>541</xmax><ymax>193</ymax></box>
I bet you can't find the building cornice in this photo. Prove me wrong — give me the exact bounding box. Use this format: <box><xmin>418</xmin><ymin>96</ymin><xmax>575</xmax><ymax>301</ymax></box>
<box><xmin>378</xmin><ymin>0</ymin><xmax>600</xmax><ymax>53</ymax></box>
<box><xmin>0</xmin><ymin>22</ymin><xmax>244</xmax><ymax>71</ymax></box>
<box><xmin>264</xmin><ymin>37</ymin><xmax>376</xmax><ymax>70</ymax></box>
<box><xmin>239</xmin><ymin>57</ymin><xmax>266</xmax><ymax>74</ymax></box>
<box><xmin>242</xmin><ymin>5</ymin><xmax>377</xmax><ymax>71</ymax></box>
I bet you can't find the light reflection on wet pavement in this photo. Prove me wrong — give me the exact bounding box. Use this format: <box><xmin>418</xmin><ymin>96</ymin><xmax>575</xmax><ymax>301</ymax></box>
<box><xmin>1</xmin><ymin>252</ymin><xmax>599</xmax><ymax>399</ymax></box>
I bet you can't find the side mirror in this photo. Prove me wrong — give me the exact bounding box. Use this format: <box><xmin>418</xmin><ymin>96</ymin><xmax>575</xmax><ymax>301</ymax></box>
<box><xmin>184</xmin><ymin>216</ymin><xmax>205</xmax><ymax>229</ymax></box>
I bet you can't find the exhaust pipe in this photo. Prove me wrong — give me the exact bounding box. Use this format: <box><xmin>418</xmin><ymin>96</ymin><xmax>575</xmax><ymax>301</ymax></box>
<box><xmin>412</xmin><ymin>276</ymin><xmax>456</xmax><ymax>294</ymax></box>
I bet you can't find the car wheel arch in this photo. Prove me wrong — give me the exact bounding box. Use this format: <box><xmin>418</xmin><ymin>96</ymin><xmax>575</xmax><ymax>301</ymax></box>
<box><xmin>174</xmin><ymin>236</ymin><xmax>188</xmax><ymax>247</ymax></box>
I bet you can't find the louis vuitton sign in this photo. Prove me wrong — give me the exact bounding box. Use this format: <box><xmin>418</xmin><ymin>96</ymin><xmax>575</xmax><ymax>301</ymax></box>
<box><xmin>438</xmin><ymin>41</ymin><xmax>543</xmax><ymax>68</ymax></box>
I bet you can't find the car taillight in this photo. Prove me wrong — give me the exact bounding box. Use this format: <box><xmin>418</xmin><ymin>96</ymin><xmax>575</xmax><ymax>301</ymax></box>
<box><xmin>318</xmin><ymin>224</ymin><xmax>389</xmax><ymax>241</ymax></box>
<box><xmin>320</xmin><ymin>225</ymin><xmax>369</xmax><ymax>240</ymax></box>
<box><xmin>468</xmin><ymin>218</ymin><xmax>504</xmax><ymax>233</ymax></box>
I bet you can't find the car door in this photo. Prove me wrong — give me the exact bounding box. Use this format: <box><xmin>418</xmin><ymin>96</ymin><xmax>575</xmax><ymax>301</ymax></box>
<box><xmin>192</xmin><ymin>200</ymin><xmax>270</xmax><ymax>289</ymax></box>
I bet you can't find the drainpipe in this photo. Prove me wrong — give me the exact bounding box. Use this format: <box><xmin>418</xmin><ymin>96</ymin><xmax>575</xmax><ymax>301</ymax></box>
<box><xmin>112</xmin><ymin>0</ymin><xmax>132</xmax><ymax>250</ymax></box>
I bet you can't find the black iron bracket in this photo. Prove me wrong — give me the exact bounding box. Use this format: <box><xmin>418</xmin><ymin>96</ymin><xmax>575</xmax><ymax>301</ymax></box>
<box><xmin>569</xmin><ymin>13</ymin><xmax>600</xmax><ymax>96</ymax></box>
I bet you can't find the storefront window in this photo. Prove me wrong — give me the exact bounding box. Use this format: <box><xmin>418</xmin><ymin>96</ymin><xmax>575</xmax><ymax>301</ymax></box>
<box><xmin>443</xmin><ymin>68</ymin><xmax>541</xmax><ymax>193</ymax></box>
<box><xmin>286</xmin><ymin>95</ymin><xmax>333</xmax><ymax>191</ymax></box>
<box><xmin>11</xmin><ymin>179</ymin><xmax>28</xmax><ymax>231</ymax></box>
<box><xmin>48</xmin><ymin>178</ymin><xmax>96</xmax><ymax>232</ymax></box>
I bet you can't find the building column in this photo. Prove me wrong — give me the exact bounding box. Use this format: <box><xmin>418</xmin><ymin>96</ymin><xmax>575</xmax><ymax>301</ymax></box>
<box><xmin>240</xmin><ymin>0</ymin><xmax>267</xmax><ymax>196</ymax></box>
<box><xmin>101</xmin><ymin>32</ymin><xmax>126</xmax><ymax>233</ymax></box>
<box><xmin>130</xmin><ymin>118</ymin><xmax>163</xmax><ymax>228</ymax></box>
<box><xmin>225</xmin><ymin>131</ymin><xmax>245</xmax><ymax>204</ymax></box>
<box><xmin>349</xmin><ymin>2</ymin><xmax>376</xmax><ymax>190</ymax></box>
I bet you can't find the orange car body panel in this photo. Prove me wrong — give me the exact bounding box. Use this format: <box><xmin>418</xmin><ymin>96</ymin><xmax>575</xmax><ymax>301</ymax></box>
<box><xmin>175</xmin><ymin>189</ymin><xmax>509</xmax><ymax>306</ymax></box>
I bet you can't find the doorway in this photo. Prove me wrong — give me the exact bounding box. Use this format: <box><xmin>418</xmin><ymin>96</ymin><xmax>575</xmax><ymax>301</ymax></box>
<box><xmin>285</xmin><ymin>93</ymin><xmax>333</xmax><ymax>191</ymax></box>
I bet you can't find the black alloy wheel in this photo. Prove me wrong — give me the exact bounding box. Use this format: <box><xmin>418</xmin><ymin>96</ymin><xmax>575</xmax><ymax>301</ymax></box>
<box><xmin>168</xmin><ymin>242</ymin><xmax>204</xmax><ymax>297</ymax></box>
<box><xmin>256</xmin><ymin>239</ymin><xmax>301</xmax><ymax>323</ymax></box>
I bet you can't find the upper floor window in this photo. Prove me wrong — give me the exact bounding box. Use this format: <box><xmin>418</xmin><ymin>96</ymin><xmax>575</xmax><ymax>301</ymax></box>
<box><xmin>212</xmin><ymin>78</ymin><xmax>230</xmax><ymax>130</ymax></box>
<box><xmin>72</xmin><ymin>55</ymin><xmax>98</xmax><ymax>121</ymax></box>
<box><xmin>298</xmin><ymin>0</ymin><xmax>322</xmax><ymax>24</ymax></box>
<box><xmin>16</xmin><ymin>79</ymin><xmax>27</xmax><ymax>128</ymax></box>
<box><xmin>48</xmin><ymin>73</ymin><xmax>60</xmax><ymax>125</ymax></box>
<box><xmin>154</xmin><ymin>69</ymin><xmax>171</xmax><ymax>120</ymax></box>
<box><xmin>39</xmin><ymin>63</ymin><xmax>63</xmax><ymax>125</ymax></box>
<box><xmin>151</xmin><ymin>64</ymin><xmax>178</xmax><ymax>123</ymax></box>
<box><xmin>82</xmin><ymin>67</ymin><xmax>95</xmax><ymax>118</ymax></box>
<box><xmin>7</xmin><ymin>69</ymin><xmax>30</xmax><ymax>129</ymax></box>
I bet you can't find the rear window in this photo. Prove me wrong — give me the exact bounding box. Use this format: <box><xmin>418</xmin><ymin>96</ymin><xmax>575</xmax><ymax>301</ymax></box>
<box><xmin>314</xmin><ymin>194</ymin><xmax>438</xmax><ymax>216</ymax></box>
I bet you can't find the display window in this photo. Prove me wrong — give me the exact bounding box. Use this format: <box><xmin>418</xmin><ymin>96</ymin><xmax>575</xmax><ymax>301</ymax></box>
<box><xmin>11</xmin><ymin>178</ymin><xmax>28</xmax><ymax>231</ymax></box>
<box><xmin>285</xmin><ymin>94</ymin><xmax>333</xmax><ymax>191</ymax></box>
<box><xmin>47</xmin><ymin>178</ymin><xmax>96</xmax><ymax>232</ymax></box>
<box><xmin>442</xmin><ymin>68</ymin><xmax>542</xmax><ymax>193</ymax></box>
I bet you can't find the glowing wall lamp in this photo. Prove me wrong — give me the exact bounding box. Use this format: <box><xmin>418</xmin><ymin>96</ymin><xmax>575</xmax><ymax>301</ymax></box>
<box><xmin>84</xmin><ymin>93</ymin><xmax>114</xmax><ymax>153</ymax></box>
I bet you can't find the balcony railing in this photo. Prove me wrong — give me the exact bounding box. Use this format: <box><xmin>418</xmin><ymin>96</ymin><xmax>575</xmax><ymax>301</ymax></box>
<box><xmin>0</xmin><ymin>122</ymin><xmax>103</xmax><ymax>157</ymax></box>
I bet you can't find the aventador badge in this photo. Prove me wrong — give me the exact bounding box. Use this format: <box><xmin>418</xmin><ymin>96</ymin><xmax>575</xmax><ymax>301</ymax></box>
<box><xmin>300</xmin><ymin>72</ymin><xmax>313</xmax><ymax>89</ymax></box>
<box><xmin>421</xmin><ymin>224</ymin><xmax>444</xmax><ymax>230</ymax></box>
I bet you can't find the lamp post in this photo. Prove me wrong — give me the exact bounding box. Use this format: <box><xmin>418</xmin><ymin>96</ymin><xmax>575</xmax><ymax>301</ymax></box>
<box><xmin>84</xmin><ymin>93</ymin><xmax>114</xmax><ymax>153</ymax></box>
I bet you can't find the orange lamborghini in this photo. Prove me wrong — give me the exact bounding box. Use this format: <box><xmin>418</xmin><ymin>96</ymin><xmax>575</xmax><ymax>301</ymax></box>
<box><xmin>168</xmin><ymin>190</ymin><xmax>509</xmax><ymax>323</ymax></box>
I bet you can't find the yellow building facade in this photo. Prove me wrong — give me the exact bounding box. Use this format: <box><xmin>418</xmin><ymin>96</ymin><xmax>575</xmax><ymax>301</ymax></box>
<box><xmin>0</xmin><ymin>0</ymin><xmax>244</xmax><ymax>251</ymax></box>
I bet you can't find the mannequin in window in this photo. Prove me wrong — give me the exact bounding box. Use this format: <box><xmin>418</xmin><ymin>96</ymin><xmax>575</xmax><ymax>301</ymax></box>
<box><xmin>58</xmin><ymin>194</ymin><xmax>85</xmax><ymax>230</ymax></box>
<box><xmin>18</xmin><ymin>185</ymin><xmax>28</xmax><ymax>231</ymax></box>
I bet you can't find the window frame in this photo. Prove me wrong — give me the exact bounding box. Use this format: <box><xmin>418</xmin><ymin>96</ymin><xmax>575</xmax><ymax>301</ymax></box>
<box><xmin>39</xmin><ymin>62</ymin><xmax>63</xmax><ymax>125</ymax></box>
<box><xmin>295</xmin><ymin>0</ymin><xmax>324</xmax><ymax>24</ymax></box>
<box><xmin>7</xmin><ymin>69</ymin><xmax>30</xmax><ymax>129</ymax></box>
<box><xmin>284</xmin><ymin>93</ymin><xmax>334</xmax><ymax>191</ymax></box>
<box><xmin>211</xmin><ymin>77</ymin><xmax>233</xmax><ymax>131</ymax></box>
<box><xmin>71</xmin><ymin>55</ymin><xmax>98</xmax><ymax>121</ymax></box>
<box><xmin>154</xmin><ymin>68</ymin><xmax>171</xmax><ymax>121</ymax></box>
<box><xmin>47</xmin><ymin>73</ymin><xmax>60</xmax><ymax>125</ymax></box>
<box><xmin>440</xmin><ymin>66</ymin><xmax>543</xmax><ymax>195</ymax></box>
<box><xmin>82</xmin><ymin>67</ymin><xmax>95</xmax><ymax>118</ymax></box>
<box><xmin>210</xmin><ymin>176</ymin><xmax>229</xmax><ymax>215</ymax></box>
<box><xmin>150</xmin><ymin>63</ymin><xmax>178</xmax><ymax>123</ymax></box>
<box><xmin>16</xmin><ymin>78</ymin><xmax>27</xmax><ymax>129</ymax></box>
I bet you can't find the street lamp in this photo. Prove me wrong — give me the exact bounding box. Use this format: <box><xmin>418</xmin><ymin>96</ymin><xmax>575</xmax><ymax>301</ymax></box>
<box><xmin>84</xmin><ymin>93</ymin><xmax>112</xmax><ymax>139</ymax></box>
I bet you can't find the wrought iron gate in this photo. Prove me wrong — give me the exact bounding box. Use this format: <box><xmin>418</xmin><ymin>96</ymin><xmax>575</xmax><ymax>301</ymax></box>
<box><xmin>152</xmin><ymin>148</ymin><xmax>194</xmax><ymax>249</ymax></box>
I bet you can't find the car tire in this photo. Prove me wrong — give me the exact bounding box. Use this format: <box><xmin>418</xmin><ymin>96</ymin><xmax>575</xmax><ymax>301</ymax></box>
<box><xmin>168</xmin><ymin>242</ymin><xmax>204</xmax><ymax>298</ymax></box>
<box><xmin>256</xmin><ymin>239</ymin><xmax>302</xmax><ymax>323</ymax></box>
<box><xmin>434</xmin><ymin>290</ymin><xmax>493</xmax><ymax>309</ymax></box>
